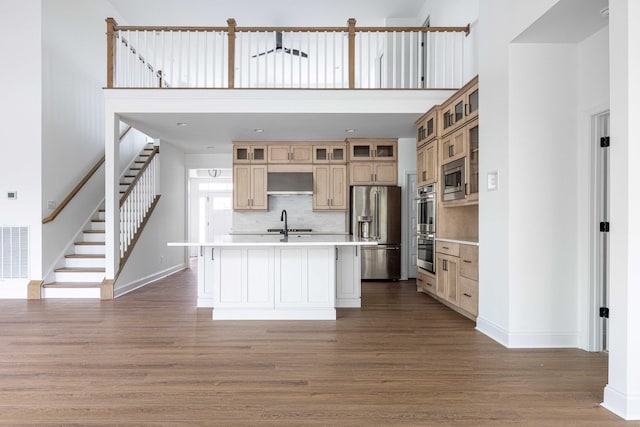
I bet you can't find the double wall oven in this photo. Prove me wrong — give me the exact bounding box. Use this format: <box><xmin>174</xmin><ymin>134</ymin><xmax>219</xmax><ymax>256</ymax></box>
<box><xmin>417</xmin><ymin>183</ymin><xmax>436</xmax><ymax>274</ymax></box>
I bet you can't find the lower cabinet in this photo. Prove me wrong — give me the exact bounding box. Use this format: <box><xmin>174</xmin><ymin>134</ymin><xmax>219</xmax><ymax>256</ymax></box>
<box><xmin>274</xmin><ymin>247</ymin><xmax>335</xmax><ymax>309</ymax></box>
<box><xmin>335</xmin><ymin>245</ymin><xmax>361</xmax><ymax>307</ymax></box>
<box><xmin>418</xmin><ymin>241</ymin><xmax>478</xmax><ymax>320</ymax></box>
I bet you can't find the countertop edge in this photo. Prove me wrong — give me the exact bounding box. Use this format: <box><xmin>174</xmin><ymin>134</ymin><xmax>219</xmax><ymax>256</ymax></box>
<box><xmin>435</xmin><ymin>237</ymin><xmax>479</xmax><ymax>246</ymax></box>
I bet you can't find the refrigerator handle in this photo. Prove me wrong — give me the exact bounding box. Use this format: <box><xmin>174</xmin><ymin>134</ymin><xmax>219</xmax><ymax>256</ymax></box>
<box><xmin>374</xmin><ymin>190</ymin><xmax>381</xmax><ymax>240</ymax></box>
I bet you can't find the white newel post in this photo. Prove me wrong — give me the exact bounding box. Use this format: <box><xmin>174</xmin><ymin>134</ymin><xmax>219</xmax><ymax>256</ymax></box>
<box><xmin>603</xmin><ymin>0</ymin><xmax>640</xmax><ymax>420</ymax></box>
<box><xmin>105</xmin><ymin>111</ymin><xmax>120</xmax><ymax>280</ymax></box>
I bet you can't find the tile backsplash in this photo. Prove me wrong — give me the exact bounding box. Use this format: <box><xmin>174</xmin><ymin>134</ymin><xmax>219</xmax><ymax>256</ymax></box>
<box><xmin>232</xmin><ymin>195</ymin><xmax>348</xmax><ymax>233</ymax></box>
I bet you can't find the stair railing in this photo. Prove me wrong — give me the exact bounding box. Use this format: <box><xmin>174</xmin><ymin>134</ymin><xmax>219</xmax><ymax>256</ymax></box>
<box><xmin>118</xmin><ymin>146</ymin><xmax>160</xmax><ymax>263</ymax></box>
<box><xmin>106</xmin><ymin>18</ymin><xmax>470</xmax><ymax>90</ymax></box>
<box><xmin>42</xmin><ymin>125</ymin><xmax>133</xmax><ymax>224</ymax></box>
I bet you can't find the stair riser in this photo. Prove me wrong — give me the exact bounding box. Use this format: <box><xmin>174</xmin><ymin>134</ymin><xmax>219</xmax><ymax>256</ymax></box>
<box><xmin>83</xmin><ymin>233</ymin><xmax>105</xmax><ymax>243</ymax></box>
<box><xmin>90</xmin><ymin>222</ymin><xmax>105</xmax><ymax>231</ymax></box>
<box><xmin>43</xmin><ymin>288</ymin><xmax>101</xmax><ymax>299</ymax></box>
<box><xmin>65</xmin><ymin>258</ymin><xmax>105</xmax><ymax>269</ymax></box>
<box><xmin>74</xmin><ymin>245</ymin><xmax>105</xmax><ymax>255</ymax></box>
<box><xmin>98</xmin><ymin>212</ymin><xmax>106</xmax><ymax>221</ymax></box>
<box><xmin>54</xmin><ymin>272</ymin><xmax>105</xmax><ymax>282</ymax></box>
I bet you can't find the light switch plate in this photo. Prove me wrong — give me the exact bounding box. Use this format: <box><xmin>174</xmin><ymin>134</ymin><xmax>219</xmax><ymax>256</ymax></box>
<box><xmin>7</xmin><ymin>191</ymin><xmax>17</xmax><ymax>200</ymax></box>
<box><xmin>487</xmin><ymin>171</ymin><xmax>499</xmax><ymax>191</ymax></box>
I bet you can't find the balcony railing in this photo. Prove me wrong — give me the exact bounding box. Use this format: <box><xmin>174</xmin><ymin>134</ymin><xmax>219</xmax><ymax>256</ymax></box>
<box><xmin>106</xmin><ymin>18</ymin><xmax>469</xmax><ymax>90</ymax></box>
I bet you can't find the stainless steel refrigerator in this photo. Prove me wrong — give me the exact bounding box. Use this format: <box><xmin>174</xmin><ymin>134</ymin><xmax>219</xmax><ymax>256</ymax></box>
<box><xmin>350</xmin><ymin>185</ymin><xmax>401</xmax><ymax>280</ymax></box>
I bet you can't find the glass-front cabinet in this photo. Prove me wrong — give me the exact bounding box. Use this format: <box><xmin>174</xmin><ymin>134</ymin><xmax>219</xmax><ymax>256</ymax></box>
<box><xmin>467</xmin><ymin>122</ymin><xmax>479</xmax><ymax>201</ymax></box>
<box><xmin>233</xmin><ymin>144</ymin><xmax>267</xmax><ymax>164</ymax></box>
<box><xmin>347</xmin><ymin>138</ymin><xmax>397</xmax><ymax>161</ymax></box>
<box><xmin>313</xmin><ymin>144</ymin><xmax>346</xmax><ymax>163</ymax></box>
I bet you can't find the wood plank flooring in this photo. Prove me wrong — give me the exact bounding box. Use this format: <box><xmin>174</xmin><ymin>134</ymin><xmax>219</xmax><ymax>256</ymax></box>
<box><xmin>0</xmin><ymin>265</ymin><xmax>635</xmax><ymax>426</ymax></box>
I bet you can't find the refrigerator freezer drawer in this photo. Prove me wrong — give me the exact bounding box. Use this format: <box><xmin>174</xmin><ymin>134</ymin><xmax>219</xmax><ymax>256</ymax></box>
<box><xmin>361</xmin><ymin>246</ymin><xmax>401</xmax><ymax>280</ymax></box>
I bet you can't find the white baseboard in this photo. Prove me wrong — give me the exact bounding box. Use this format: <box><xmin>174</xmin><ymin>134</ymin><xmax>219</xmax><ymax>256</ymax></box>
<box><xmin>114</xmin><ymin>263</ymin><xmax>188</xmax><ymax>298</ymax></box>
<box><xmin>476</xmin><ymin>316</ymin><xmax>578</xmax><ymax>348</ymax></box>
<box><xmin>603</xmin><ymin>384</ymin><xmax>640</xmax><ymax>420</ymax></box>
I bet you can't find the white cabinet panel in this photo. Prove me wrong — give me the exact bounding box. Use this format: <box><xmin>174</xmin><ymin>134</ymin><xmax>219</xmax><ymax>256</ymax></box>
<box><xmin>307</xmin><ymin>248</ymin><xmax>333</xmax><ymax>304</ymax></box>
<box><xmin>335</xmin><ymin>246</ymin><xmax>361</xmax><ymax>307</ymax></box>
<box><xmin>213</xmin><ymin>247</ymin><xmax>273</xmax><ymax>309</ymax></box>
<box><xmin>246</xmin><ymin>248</ymin><xmax>273</xmax><ymax>305</ymax></box>
<box><xmin>275</xmin><ymin>247</ymin><xmax>335</xmax><ymax>309</ymax></box>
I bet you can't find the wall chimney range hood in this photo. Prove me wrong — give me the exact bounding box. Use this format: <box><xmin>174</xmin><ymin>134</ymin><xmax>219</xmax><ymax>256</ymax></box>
<box><xmin>266</xmin><ymin>172</ymin><xmax>313</xmax><ymax>195</ymax></box>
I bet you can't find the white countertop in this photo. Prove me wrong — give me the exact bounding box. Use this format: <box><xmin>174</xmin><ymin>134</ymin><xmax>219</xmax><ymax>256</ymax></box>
<box><xmin>168</xmin><ymin>234</ymin><xmax>378</xmax><ymax>247</ymax></box>
<box><xmin>435</xmin><ymin>236</ymin><xmax>479</xmax><ymax>246</ymax></box>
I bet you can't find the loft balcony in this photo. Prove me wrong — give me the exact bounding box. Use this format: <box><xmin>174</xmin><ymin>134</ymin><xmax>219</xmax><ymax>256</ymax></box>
<box><xmin>106</xmin><ymin>18</ymin><xmax>470</xmax><ymax>90</ymax></box>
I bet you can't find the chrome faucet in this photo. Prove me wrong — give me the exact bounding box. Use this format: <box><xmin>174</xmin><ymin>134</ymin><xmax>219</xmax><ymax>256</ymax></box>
<box><xmin>280</xmin><ymin>209</ymin><xmax>288</xmax><ymax>237</ymax></box>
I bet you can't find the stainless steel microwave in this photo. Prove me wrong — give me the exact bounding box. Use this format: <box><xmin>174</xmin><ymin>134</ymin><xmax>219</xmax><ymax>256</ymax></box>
<box><xmin>442</xmin><ymin>157</ymin><xmax>466</xmax><ymax>201</ymax></box>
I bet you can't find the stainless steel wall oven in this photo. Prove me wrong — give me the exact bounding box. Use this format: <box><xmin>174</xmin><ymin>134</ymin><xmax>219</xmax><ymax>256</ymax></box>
<box><xmin>417</xmin><ymin>183</ymin><xmax>436</xmax><ymax>274</ymax></box>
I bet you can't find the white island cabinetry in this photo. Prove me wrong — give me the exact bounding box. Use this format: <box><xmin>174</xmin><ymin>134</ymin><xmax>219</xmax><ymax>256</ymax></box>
<box><xmin>177</xmin><ymin>235</ymin><xmax>370</xmax><ymax>320</ymax></box>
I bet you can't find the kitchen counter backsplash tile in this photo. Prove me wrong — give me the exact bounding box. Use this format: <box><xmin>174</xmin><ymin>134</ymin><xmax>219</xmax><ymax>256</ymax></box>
<box><xmin>232</xmin><ymin>195</ymin><xmax>347</xmax><ymax>234</ymax></box>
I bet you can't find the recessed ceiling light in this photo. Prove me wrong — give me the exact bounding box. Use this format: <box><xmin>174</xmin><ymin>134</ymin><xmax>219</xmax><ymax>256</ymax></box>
<box><xmin>176</xmin><ymin>122</ymin><xmax>188</xmax><ymax>127</ymax></box>
<box><xmin>254</xmin><ymin>128</ymin><xmax>264</xmax><ymax>133</ymax></box>
<box><xmin>345</xmin><ymin>128</ymin><xmax>356</xmax><ymax>133</ymax></box>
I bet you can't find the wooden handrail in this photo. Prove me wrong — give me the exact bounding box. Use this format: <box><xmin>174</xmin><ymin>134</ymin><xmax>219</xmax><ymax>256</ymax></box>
<box><xmin>110</xmin><ymin>24</ymin><xmax>469</xmax><ymax>34</ymax></box>
<box><xmin>42</xmin><ymin>124</ymin><xmax>135</xmax><ymax>224</ymax></box>
<box><xmin>119</xmin><ymin>146</ymin><xmax>159</xmax><ymax>207</ymax></box>
<box><xmin>42</xmin><ymin>155</ymin><xmax>105</xmax><ymax>224</ymax></box>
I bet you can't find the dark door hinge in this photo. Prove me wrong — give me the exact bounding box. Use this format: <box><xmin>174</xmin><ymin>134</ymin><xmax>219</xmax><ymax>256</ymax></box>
<box><xmin>600</xmin><ymin>222</ymin><xmax>610</xmax><ymax>232</ymax></box>
<box><xmin>600</xmin><ymin>136</ymin><xmax>610</xmax><ymax>148</ymax></box>
<box><xmin>599</xmin><ymin>307</ymin><xmax>609</xmax><ymax>318</ymax></box>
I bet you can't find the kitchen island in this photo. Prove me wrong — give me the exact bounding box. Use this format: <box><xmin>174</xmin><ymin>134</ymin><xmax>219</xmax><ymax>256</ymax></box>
<box><xmin>168</xmin><ymin>234</ymin><xmax>375</xmax><ymax>320</ymax></box>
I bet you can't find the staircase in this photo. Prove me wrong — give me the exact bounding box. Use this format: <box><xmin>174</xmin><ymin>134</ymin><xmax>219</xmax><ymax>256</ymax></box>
<box><xmin>42</xmin><ymin>143</ymin><xmax>156</xmax><ymax>298</ymax></box>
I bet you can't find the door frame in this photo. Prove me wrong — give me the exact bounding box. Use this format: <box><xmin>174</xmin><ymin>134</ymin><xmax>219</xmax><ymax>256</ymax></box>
<box><xmin>405</xmin><ymin>171</ymin><xmax>417</xmax><ymax>279</ymax></box>
<box><xmin>589</xmin><ymin>110</ymin><xmax>610</xmax><ymax>352</ymax></box>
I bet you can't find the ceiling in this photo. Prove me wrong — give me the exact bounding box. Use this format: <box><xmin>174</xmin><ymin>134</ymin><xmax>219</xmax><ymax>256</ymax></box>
<box><xmin>107</xmin><ymin>0</ymin><xmax>433</xmax><ymax>154</ymax></box>
<box><xmin>513</xmin><ymin>0</ymin><xmax>609</xmax><ymax>43</ymax></box>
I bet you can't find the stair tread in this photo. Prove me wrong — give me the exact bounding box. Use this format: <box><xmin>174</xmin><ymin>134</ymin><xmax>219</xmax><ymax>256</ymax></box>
<box><xmin>83</xmin><ymin>230</ymin><xmax>105</xmax><ymax>234</ymax></box>
<box><xmin>43</xmin><ymin>282</ymin><xmax>101</xmax><ymax>288</ymax></box>
<box><xmin>65</xmin><ymin>254</ymin><xmax>105</xmax><ymax>259</ymax></box>
<box><xmin>92</xmin><ymin>219</ymin><xmax>105</xmax><ymax>223</ymax></box>
<box><xmin>75</xmin><ymin>241</ymin><xmax>105</xmax><ymax>246</ymax></box>
<box><xmin>54</xmin><ymin>267</ymin><xmax>105</xmax><ymax>272</ymax></box>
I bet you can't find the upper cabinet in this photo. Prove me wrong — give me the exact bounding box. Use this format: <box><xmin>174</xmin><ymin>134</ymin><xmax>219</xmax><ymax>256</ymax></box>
<box><xmin>233</xmin><ymin>144</ymin><xmax>267</xmax><ymax>164</ymax></box>
<box><xmin>416</xmin><ymin>106</ymin><xmax>440</xmax><ymax>148</ymax></box>
<box><xmin>440</xmin><ymin>75</ymin><xmax>479</xmax><ymax>136</ymax></box>
<box><xmin>312</xmin><ymin>143</ymin><xmax>347</xmax><ymax>164</ymax></box>
<box><xmin>417</xmin><ymin>141</ymin><xmax>438</xmax><ymax>187</ymax></box>
<box><xmin>267</xmin><ymin>144</ymin><xmax>313</xmax><ymax>164</ymax></box>
<box><xmin>347</xmin><ymin>138</ymin><xmax>397</xmax><ymax>162</ymax></box>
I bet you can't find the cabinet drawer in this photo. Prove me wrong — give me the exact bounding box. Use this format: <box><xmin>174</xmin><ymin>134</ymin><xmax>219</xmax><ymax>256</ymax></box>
<box><xmin>436</xmin><ymin>241</ymin><xmax>460</xmax><ymax>257</ymax></box>
<box><xmin>459</xmin><ymin>276</ymin><xmax>478</xmax><ymax>317</ymax></box>
<box><xmin>416</xmin><ymin>269</ymin><xmax>436</xmax><ymax>293</ymax></box>
<box><xmin>459</xmin><ymin>244</ymin><xmax>478</xmax><ymax>280</ymax></box>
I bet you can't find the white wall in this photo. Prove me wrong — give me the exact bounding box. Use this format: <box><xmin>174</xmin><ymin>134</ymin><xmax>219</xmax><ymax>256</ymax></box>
<box><xmin>576</xmin><ymin>27</ymin><xmax>609</xmax><ymax>350</ymax></box>
<box><xmin>40</xmin><ymin>0</ymin><xmax>126</xmax><ymax>277</ymax></box>
<box><xmin>0</xmin><ymin>0</ymin><xmax>43</xmax><ymax>296</ymax></box>
<box><xmin>115</xmin><ymin>140</ymin><xmax>188</xmax><ymax>295</ymax></box>
<box><xmin>508</xmin><ymin>43</ymin><xmax>579</xmax><ymax>346</ymax></box>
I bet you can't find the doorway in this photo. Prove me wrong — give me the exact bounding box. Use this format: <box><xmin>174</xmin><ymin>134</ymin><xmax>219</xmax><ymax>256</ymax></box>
<box><xmin>592</xmin><ymin>111</ymin><xmax>610</xmax><ymax>351</ymax></box>
<box><xmin>188</xmin><ymin>169</ymin><xmax>233</xmax><ymax>257</ymax></box>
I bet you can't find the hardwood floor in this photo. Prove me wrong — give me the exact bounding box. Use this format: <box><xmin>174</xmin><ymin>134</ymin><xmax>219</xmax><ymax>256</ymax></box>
<box><xmin>0</xmin><ymin>266</ymin><xmax>635</xmax><ymax>426</ymax></box>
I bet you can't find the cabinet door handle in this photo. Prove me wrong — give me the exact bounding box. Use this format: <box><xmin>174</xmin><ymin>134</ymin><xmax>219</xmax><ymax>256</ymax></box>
<box><xmin>463</xmin><ymin>260</ymin><xmax>472</xmax><ymax>263</ymax></box>
<box><xmin>449</xmin><ymin>145</ymin><xmax>454</xmax><ymax>157</ymax></box>
<box><xmin>442</xmin><ymin>259</ymin><xmax>447</xmax><ymax>271</ymax></box>
<box><xmin>371</xmin><ymin>174</ymin><xmax>374</xmax><ymax>182</ymax></box>
<box><xmin>442</xmin><ymin>246</ymin><xmax>449</xmax><ymax>250</ymax></box>
<box><xmin>463</xmin><ymin>293</ymin><xmax>472</xmax><ymax>298</ymax></box>
<box><xmin>335</xmin><ymin>247</ymin><xmax>339</xmax><ymax>261</ymax></box>
<box><xmin>422</xmin><ymin>171</ymin><xmax>426</xmax><ymax>180</ymax></box>
<box><xmin>212</xmin><ymin>249</ymin><xmax>215</xmax><ymax>261</ymax></box>
<box><xmin>465</xmin><ymin>103</ymin><xmax>469</xmax><ymax>116</ymax></box>
<box><xmin>374</xmin><ymin>173</ymin><xmax>377</xmax><ymax>182</ymax></box>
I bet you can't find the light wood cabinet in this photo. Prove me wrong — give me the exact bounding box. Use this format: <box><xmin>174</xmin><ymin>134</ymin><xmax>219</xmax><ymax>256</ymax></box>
<box><xmin>312</xmin><ymin>144</ymin><xmax>346</xmax><ymax>163</ymax></box>
<box><xmin>416</xmin><ymin>268</ymin><xmax>436</xmax><ymax>294</ymax></box>
<box><xmin>441</xmin><ymin>75</ymin><xmax>479</xmax><ymax>136</ymax></box>
<box><xmin>313</xmin><ymin>165</ymin><xmax>347</xmax><ymax>211</ymax></box>
<box><xmin>233</xmin><ymin>164</ymin><xmax>268</xmax><ymax>210</ymax></box>
<box><xmin>347</xmin><ymin>138</ymin><xmax>397</xmax><ymax>162</ymax></box>
<box><xmin>416</xmin><ymin>106</ymin><xmax>440</xmax><ymax>148</ymax></box>
<box><xmin>417</xmin><ymin>141</ymin><xmax>438</xmax><ymax>187</ymax></box>
<box><xmin>233</xmin><ymin>144</ymin><xmax>267</xmax><ymax>164</ymax></box>
<box><xmin>267</xmin><ymin>144</ymin><xmax>313</xmax><ymax>164</ymax></box>
<box><xmin>428</xmin><ymin>241</ymin><xmax>478</xmax><ymax>320</ymax></box>
<box><xmin>440</xmin><ymin>126</ymin><xmax>467</xmax><ymax>165</ymax></box>
<box><xmin>436</xmin><ymin>252</ymin><xmax>459</xmax><ymax>305</ymax></box>
<box><xmin>349</xmin><ymin>162</ymin><xmax>397</xmax><ymax>186</ymax></box>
